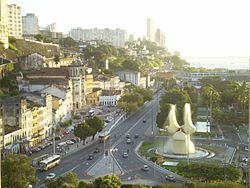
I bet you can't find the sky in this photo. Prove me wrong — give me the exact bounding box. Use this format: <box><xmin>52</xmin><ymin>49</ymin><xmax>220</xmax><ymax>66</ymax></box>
<box><xmin>9</xmin><ymin>0</ymin><xmax>250</xmax><ymax>57</ymax></box>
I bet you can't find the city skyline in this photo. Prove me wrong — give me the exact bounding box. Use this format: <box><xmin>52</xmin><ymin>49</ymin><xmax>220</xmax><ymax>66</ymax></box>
<box><xmin>9</xmin><ymin>0</ymin><xmax>250</xmax><ymax>57</ymax></box>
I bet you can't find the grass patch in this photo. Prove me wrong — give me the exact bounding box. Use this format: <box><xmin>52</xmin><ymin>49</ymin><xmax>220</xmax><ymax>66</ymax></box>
<box><xmin>138</xmin><ymin>141</ymin><xmax>160</xmax><ymax>158</ymax></box>
<box><xmin>8</xmin><ymin>43</ymin><xmax>19</xmax><ymax>52</ymax></box>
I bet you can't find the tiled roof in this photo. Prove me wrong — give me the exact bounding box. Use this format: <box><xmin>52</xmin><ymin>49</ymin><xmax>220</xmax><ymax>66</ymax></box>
<box><xmin>26</xmin><ymin>67</ymin><xmax>69</xmax><ymax>78</ymax></box>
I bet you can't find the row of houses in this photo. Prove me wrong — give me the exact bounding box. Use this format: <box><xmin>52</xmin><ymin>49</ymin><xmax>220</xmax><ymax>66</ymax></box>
<box><xmin>0</xmin><ymin>56</ymin><xmax>155</xmax><ymax>154</ymax></box>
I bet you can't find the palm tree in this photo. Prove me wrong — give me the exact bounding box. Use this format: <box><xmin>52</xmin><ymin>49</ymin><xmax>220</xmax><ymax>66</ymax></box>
<box><xmin>236</xmin><ymin>81</ymin><xmax>249</xmax><ymax>112</ymax></box>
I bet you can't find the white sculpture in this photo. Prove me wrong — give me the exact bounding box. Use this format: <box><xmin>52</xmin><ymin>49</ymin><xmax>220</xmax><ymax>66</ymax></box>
<box><xmin>166</xmin><ymin>103</ymin><xmax>196</xmax><ymax>155</ymax></box>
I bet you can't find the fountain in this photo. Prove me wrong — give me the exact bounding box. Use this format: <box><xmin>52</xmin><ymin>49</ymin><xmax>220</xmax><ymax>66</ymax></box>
<box><xmin>156</xmin><ymin>103</ymin><xmax>209</xmax><ymax>159</ymax></box>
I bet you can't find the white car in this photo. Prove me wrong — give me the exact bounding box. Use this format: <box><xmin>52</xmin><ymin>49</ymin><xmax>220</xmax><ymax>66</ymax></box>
<box><xmin>123</xmin><ymin>152</ymin><xmax>128</xmax><ymax>158</ymax></box>
<box><xmin>142</xmin><ymin>165</ymin><xmax>149</xmax><ymax>171</ymax></box>
<box><xmin>46</xmin><ymin>173</ymin><xmax>56</xmax><ymax>180</ymax></box>
<box><xmin>58</xmin><ymin>142</ymin><xmax>66</xmax><ymax>146</ymax></box>
<box><xmin>66</xmin><ymin>140</ymin><xmax>74</xmax><ymax>145</ymax></box>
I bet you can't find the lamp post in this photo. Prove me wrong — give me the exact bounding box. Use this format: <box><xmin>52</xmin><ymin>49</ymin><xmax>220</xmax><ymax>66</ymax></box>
<box><xmin>112</xmin><ymin>148</ymin><xmax>118</xmax><ymax>175</ymax></box>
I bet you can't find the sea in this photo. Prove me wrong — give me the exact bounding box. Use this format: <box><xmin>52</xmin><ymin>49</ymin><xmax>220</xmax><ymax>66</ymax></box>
<box><xmin>184</xmin><ymin>56</ymin><xmax>250</xmax><ymax>70</ymax></box>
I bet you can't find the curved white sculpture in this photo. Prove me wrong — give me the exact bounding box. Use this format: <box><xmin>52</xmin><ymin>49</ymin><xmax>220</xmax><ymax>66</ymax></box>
<box><xmin>166</xmin><ymin>105</ymin><xmax>180</xmax><ymax>134</ymax></box>
<box><xmin>166</xmin><ymin>103</ymin><xmax>196</xmax><ymax>155</ymax></box>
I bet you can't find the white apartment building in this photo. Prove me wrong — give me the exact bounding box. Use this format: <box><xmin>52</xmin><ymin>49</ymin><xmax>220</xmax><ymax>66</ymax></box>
<box><xmin>7</xmin><ymin>4</ymin><xmax>22</xmax><ymax>38</ymax></box>
<box><xmin>116</xmin><ymin>70</ymin><xmax>141</xmax><ymax>86</ymax></box>
<box><xmin>69</xmin><ymin>28</ymin><xmax>127</xmax><ymax>47</ymax></box>
<box><xmin>0</xmin><ymin>0</ymin><xmax>8</xmax><ymax>49</ymax></box>
<box><xmin>69</xmin><ymin>27</ymin><xmax>84</xmax><ymax>41</ymax></box>
<box><xmin>22</xmin><ymin>13</ymin><xmax>39</xmax><ymax>35</ymax></box>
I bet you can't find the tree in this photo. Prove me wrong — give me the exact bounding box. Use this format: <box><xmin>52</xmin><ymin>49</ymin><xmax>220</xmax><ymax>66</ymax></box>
<box><xmin>45</xmin><ymin>172</ymin><xmax>78</xmax><ymax>188</ymax></box>
<box><xmin>85</xmin><ymin>116</ymin><xmax>104</xmax><ymax>140</ymax></box>
<box><xmin>159</xmin><ymin>88</ymin><xmax>191</xmax><ymax>125</ymax></box>
<box><xmin>53</xmin><ymin>54</ymin><xmax>60</xmax><ymax>65</ymax></box>
<box><xmin>78</xmin><ymin>180</ymin><xmax>94</xmax><ymax>188</ymax></box>
<box><xmin>2</xmin><ymin>154</ymin><xmax>37</xmax><ymax>188</ymax></box>
<box><xmin>93</xmin><ymin>175</ymin><xmax>121</xmax><ymax>188</ymax></box>
<box><xmin>200</xmin><ymin>85</ymin><xmax>220</xmax><ymax>108</ymax></box>
<box><xmin>235</xmin><ymin>81</ymin><xmax>249</xmax><ymax>112</ymax></box>
<box><xmin>74</xmin><ymin>122</ymin><xmax>93</xmax><ymax>144</ymax></box>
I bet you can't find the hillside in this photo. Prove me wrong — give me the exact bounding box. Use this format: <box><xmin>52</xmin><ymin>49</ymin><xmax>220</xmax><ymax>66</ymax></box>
<box><xmin>0</xmin><ymin>39</ymin><xmax>60</xmax><ymax>60</ymax></box>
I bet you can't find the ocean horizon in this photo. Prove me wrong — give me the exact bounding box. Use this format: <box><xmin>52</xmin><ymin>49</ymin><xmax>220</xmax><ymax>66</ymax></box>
<box><xmin>184</xmin><ymin>56</ymin><xmax>250</xmax><ymax>70</ymax></box>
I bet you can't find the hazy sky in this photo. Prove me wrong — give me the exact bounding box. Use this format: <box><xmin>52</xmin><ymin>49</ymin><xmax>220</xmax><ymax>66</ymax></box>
<box><xmin>9</xmin><ymin>0</ymin><xmax>250</xmax><ymax>57</ymax></box>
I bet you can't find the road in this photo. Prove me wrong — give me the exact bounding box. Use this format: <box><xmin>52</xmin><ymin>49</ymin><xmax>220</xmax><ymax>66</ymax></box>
<box><xmin>35</xmin><ymin>91</ymin><xmax>184</xmax><ymax>186</ymax></box>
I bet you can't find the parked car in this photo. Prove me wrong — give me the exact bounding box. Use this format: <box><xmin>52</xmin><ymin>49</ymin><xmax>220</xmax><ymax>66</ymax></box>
<box><xmin>143</xmin><ymin>119</ymin><xmax>146</xmax><ymax>123</ymax></box>
<box><xmin>55</xmin><ymin>136</ymin><xmax>62</xmax><ymax>140</ymax></box>
<box><xmin>66</xmin><ymin>140</ymin><xmax>74</xmax><ymax>145</ymax></box>
<box><xmin>70</xmin><ymin>138</ymin><xmax>77</xmax><ymax>143</ymax></box>
<box><xmin>142</xmin><ymin>165</ymin><xmax>149</xmax><ymax>171</ymax></box>
<box><xmin>46</xmin><ymin>173</ymin><xmax>56</xmax><ymax>180</ymax></box>
<box><xmin>126</xmin><ymin>134</ymin><xmax>130</xmax><ymax>138</ymax></box>
<box><xmin>165</xmin><ymin>174</ymin><xmax>176</xmax><ymax>182</ymax></box>
<box><xmin>58</xmin><ymin>142</ymin><xmax>66</xmax><ymax>147</ymax></box>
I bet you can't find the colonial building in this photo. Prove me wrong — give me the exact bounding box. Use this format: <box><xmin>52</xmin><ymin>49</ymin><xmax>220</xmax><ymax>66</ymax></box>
<box><xmin>86</xmin><ymin>88</ymin><xmax>102</xmax><ymax>106</ymax></box>
<box><xmin>99</xmin><ymin>90</ymin><xmax>122</xmax><ymax>106</ymax></box>
<box><xmin>68</xmin><ymin>59</ymin><xmax>86</xmax><ymax>113</ymax></box>
<box><xmin>0</xmin><ymin>93</ymin><xmax>53</xmax><ymax>149</ymax></box>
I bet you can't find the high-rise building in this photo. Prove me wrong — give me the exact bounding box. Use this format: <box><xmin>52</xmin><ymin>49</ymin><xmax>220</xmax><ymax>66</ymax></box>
<box><xmin>147</xmin><ymin>18</ymin><xmax>154</xmax><ymax>42</ymax></box>
<box><xmin>0</xmin><ymin>0</ymin><xmax>8</xmax><ymax>49</ymax></box>
<box><xmin>69</xmin><ymin>27</ymin><xmax>84</xmax><ymax>41</ymax></box>
<box><xmin>69</xmin><ymin>28</ymin><xmax>127</xmax><ymax>47</ymax></box>
<box><xmin>155</xmin><ymin>28</ymin><xmax>165</xmax><ymax>47</ymax></box>
<box><xmin>46</xmin><ymin>23</ymin><xmax>57</xmax><ymax>32</ymax></box>
<box><xmin>7</xmin><ymin>4</ymin><xmax>22</xmax><ymax>38</ymax></box>
<box><xmin>22</xmin><ymin>13</ymin><xmax>39</xmax><ymax>35</ymax></box>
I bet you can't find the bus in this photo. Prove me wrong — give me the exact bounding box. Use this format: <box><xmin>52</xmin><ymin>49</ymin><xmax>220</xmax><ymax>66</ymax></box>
<box><xmin>32</xmin><ymin>154</ymin><xmax>49</xmax><ymax>167</ymax></box>
<box><xmin>88</xmin><ymin>109</ymin><xmax>95</xmax><ymax>117</ymax></box>
<box><xmin>98</xmin><ymin>132</ymin><xmax>111</xmax><ymax>143</ymax></box>
<box><xmin>39</xmin><ymin>155</ymin><xmax>61</xmax><ymax>171</ymax></box>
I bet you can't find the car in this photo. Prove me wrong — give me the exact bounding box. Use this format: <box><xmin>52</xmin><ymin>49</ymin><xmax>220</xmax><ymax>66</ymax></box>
<box><xmin>241</xmin><ymin>157</ymin><xmax>249</xmax><ymax>162</ymax></box>
<box><xmin>46</xmin><ymin>173</ymin><xmax>56</xmax><ymax>180</ymax></box>
<box><xmin>126</xmin><ymin>139</ymin><xmax>132</xmax><ymax>144</ymax></box>
<box><xmin>66</xmin><ymin>140</ymin><xmax>74</xmax><ymax>145</ymax></box>
<box><xmin>58</xmin><ymin>142</ymin><xmax>66</xmax><ymax>146</ymax></box>
<box><xmin>134</xmin><ymin>134</ymin><xmax>139</xmax><ymax>139</ymax></box>
<box><xmin>123</xmin><ymin>152</ymin><xmax>128</xmax><ymax>158</ymax></box>
<box><xmin>143</xmin><ymin>119</ymin><xmax>146</xmax><ymax>123</ymax></box>
<box><xmin>142</xmin><ymin>165</ymin><xmax>149</xmax><ymax>171</ymax></box>
<box><xmin>55</xmin><ymin>136</ymin><xmax>62</xmax><ymax>140</ymax></box>
<box><xmin>70</xmin><ymin>138</ymin><xmax>77</xmax><ymax>143</ymax></box>
<box><xmin>165</xmin><ymin>174</ymin><xmax>176</xmax><ymax>182</ymax></box>
<box><xmin>126</xmin><ymin>134</ymin><xmax>130</xmax><ymax>138</ymax></box>
<box><xmin>94</xmin><ymin>148</ymin><xmax>100</xmax><ymax>153</ymax></box>
<box><xmin>88</xmin><ymin>154</ymin><xmax>94</xmax><ymax>160</ymax></box>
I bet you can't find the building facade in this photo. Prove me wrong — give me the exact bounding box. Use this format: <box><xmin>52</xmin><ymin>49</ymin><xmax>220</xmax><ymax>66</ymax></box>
<box><xmin>69</xmin><ymin>27</ymin><xmax>127</xmax><ymax>47</ymax></box>
<box><xmin>22</xmin><ymin>13</ymin><xmax>39</xmax><ymax>35</ymax></box>
<box><xmin>0</xmin><ymin>94</ymin><xmax>53</xmax><ymax>149</ymax></box>
<box><xmin>0</xmin><ymin>0</ymin><xmax>8</xmax><ymax>48</ymax></box>
<box><xmin>147</xmin><ymin>18</ymin><xmax>154</xmax><ymax>42</ymax></box>
<box><xmin>7</xmin><ymin>4</ymin><xmax>22</xmax><ymax>38</ymax></box>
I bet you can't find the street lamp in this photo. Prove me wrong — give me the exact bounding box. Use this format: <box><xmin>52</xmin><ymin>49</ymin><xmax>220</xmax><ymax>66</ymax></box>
<box><xmin>112</xmin><ymin>148</ymin><xmax>118</xmax><ymax>175</ymax></box>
